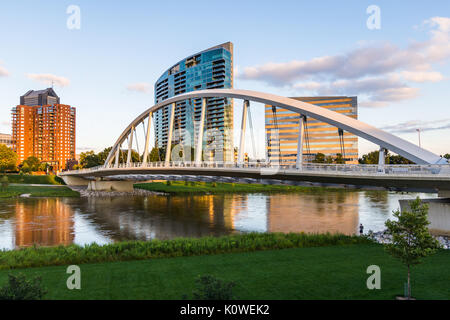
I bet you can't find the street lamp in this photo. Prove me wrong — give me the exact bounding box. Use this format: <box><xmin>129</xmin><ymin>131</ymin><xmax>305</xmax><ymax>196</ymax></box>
<box><xmin>416</xmin><ymin>128</ymin><xmax>421</xmax><ymax>148</ymax></box>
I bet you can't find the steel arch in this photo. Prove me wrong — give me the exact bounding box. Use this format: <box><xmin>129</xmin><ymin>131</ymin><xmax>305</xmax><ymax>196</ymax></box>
<box><xmin>104</xmin><ymin>89</ymin><xmax>446</xmax><ymax>166</ymax></box>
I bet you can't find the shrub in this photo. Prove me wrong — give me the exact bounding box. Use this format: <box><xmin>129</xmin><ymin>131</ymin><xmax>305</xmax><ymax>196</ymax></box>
<box><xmin>166</xmin><ymin>180</ymin><xmax>172</xmax><ymax>186</ymax></box>
<box><xmin>0</xmin><ymin>233</ymin><xmax>373</xmax><ymax>270</ymax></box>
<box><xmin>211</xmin><ymin>182</ymin><xmax>217</xmax><ymax>188</ymax></box>
<box><xmin>190</xmin><ymin>274</ymin><xmax>236</xmax><ymax>300</ymax></box>
<box><xmin>1</xmin><ymin>175</ymin><xmax>8</xmax><ymax>191</ymax></box>
<box><xmin>0</xmin><ymin>273</ymin><xmax>47</xmax><ymax>300</ymax></box>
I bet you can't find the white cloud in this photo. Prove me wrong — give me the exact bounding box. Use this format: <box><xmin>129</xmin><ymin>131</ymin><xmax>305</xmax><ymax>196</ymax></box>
<box><xmin>238</xmin><ymin>16</ymin><xmax>450</xmax><ymax>107</ymax></box>
<box><xmin>400</xmin><ymin>71</ymin><xmax>444</xmax><ymax>83</ymax></box>
<box><xmin>26</xmin><ymin>73</ymin><xmax>70</xmax><ymax>87</ymax></box>
<box><xmin>126</xmin><ymin>82</ymin><xmax>151</xmax><ymax>93</ymax></box>
<box><xmin>0</xmin><ymin>63</ymin><xmax>9</xmax><ymax>77</ymax></box>
<box><xmin>381</xmin><ymin>118</ymin><xmax>450</xmax><ymax>134</ymax></box>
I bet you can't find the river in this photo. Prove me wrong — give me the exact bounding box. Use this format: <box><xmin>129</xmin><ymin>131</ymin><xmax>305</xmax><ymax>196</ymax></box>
<box><xmin>0</xmin><ymin>190</ymin><xmax>446</xmax><ymax>250</ymax></box>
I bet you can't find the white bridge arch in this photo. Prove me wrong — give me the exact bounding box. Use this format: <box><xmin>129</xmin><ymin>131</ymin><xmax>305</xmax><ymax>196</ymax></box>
<box><xmin>104</xmin><ymin>89</ymin><xmax>447</xmax><ymax>167</ymax></box>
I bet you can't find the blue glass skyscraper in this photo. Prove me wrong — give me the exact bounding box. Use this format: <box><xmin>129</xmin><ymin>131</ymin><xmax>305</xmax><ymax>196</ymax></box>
<box><xmin>154</xmin><ymin>42</ymin><xmax>234</xmax><ymax>161</ymax></box>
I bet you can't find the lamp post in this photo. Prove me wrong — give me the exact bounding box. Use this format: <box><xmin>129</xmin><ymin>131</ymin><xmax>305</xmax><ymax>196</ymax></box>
<box><xmin>416</xmin><ymin>128</ymin><xmax>421</xmax><ymax>148</ymax></box>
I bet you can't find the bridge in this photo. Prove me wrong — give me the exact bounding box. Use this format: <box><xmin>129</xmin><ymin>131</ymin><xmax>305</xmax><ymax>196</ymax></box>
<box><xmin>60</xmin><ymin>89</ymin><xmax>450</xmax><ymax>195</ymax></box>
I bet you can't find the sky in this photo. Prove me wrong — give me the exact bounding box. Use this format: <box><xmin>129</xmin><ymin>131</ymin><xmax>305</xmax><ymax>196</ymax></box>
<box><xmin>0</xmin><ymin>0</ymin><xmax>449</xmax><ymax>159</ymax></box>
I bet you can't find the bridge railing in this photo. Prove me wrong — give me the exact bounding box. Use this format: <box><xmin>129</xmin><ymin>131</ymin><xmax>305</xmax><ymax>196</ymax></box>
<box><xmin>62</xmin><ymin>161</ymin><xmax>450</xmax><ymax>176</ymax></box>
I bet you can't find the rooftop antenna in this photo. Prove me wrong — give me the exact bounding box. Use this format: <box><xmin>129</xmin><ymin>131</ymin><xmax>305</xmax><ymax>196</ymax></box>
<box><xmin>51</xmin><ymin>80</ymin><xmax>54</xmax><ymax>89</ymax></box>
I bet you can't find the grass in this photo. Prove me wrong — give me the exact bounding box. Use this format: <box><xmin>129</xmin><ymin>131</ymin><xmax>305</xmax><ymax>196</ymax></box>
<box><xmin>0</xmin><ymin>233</ymin><xmax>371</xmax><ymax>270</ymax></box>
<box><xmin>0</xmin><ymin>244</ymin><xmax>448</xmax><ymax>300</ymax></box>
<box><xmin>4</xmin><ymin>174</ymin><xmax>65</xmax><ymax>185</ymax></box>
<box><xmin>134</xmin><ymin>181</ymin><xmax>345</xmax><ymax>194</ymax></box>
<box><xmin>0</xmin><ymin>185</ymin><xmax>79</xmax><ymax>198</ymax></box>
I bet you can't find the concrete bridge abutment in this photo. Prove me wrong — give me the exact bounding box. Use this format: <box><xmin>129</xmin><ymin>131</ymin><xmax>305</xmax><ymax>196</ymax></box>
<box><xmin>87</xmin><ymin>180</ymin><xmax>135</xmax><ymax>192</ymax></box>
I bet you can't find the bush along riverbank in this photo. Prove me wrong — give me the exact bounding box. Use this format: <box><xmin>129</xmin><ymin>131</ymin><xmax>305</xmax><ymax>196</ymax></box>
<box><xmin>134</xmin><ymin>181</ymin><xmax>349</xmax><ymax>194</ymax></box>
<box><xmin>0</xmin><ymin>233</ymin><xmax>373</xmax><ymax>270</ymax></box>
<box><xmin>3</xmin><ymin>174</ymin><xmax>65</xmax><ymax>185</ymax></box>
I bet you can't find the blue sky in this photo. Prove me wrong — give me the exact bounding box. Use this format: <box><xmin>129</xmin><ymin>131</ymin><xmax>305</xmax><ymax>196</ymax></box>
<box><xmin>0</xmin><ymin>0</ymin><xmax>449</xmax><ymax>158</ymax></box>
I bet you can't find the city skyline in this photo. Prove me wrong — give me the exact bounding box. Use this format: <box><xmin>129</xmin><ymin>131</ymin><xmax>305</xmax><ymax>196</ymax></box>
<box><xmin>0</xmin><ymin>1</ymin><xmax>449</xmax><ymax>158</ymax></box>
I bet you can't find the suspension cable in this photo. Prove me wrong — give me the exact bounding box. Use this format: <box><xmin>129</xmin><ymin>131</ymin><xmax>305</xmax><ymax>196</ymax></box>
<box><xmin>271</xmin><ymin>106</ymin><xmax>281</xmax><ymax>164</ymax></box>
<box><xmin>247</xmin><ymin>105</ymin><xmax>257</xmax><ymax>160</ymax></box>
<box><xmin>338</xmin><ymin>128</ymin><xmax>346</xmax><ymax>162</ymax></box>
<box><xmin>134</xmin><ymin>128</ymin><xmax>140</xmax><ymax>159</ymax></box>
<box><xmin>303</xmin><ymin>116</ymin><xmax>311</xmax><ymax>161</ymax></box>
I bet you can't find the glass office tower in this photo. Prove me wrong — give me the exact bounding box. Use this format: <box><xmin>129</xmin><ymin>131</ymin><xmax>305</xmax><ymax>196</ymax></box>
<box><xmin>265</xmin><ymin>96</ymin><xmax>358</xmax><ymax>164</ymax></box>
<box><xmin>154</xmin><ymin>42</ymin><xmax>233</xmax><ymax>162</ymax></box>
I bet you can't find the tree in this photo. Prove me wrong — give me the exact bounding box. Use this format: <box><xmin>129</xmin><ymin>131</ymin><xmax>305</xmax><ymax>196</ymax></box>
<box><xmin>79</xmin><ymin>151</ymin><xmax>100</xmax><ymax>168</ymax></box>
<box><xmin>334</xmin><ymin>153</ymin><xmax>345</xmax><ymax>164</ymax></box>
<box><xmin>149</xmin><ymin>147</ymin><xmax>165</xmax><ymax>162</ymax></box>
<box><xmin>0</xmin><ymin>145</ymin><xmax>18</xmax><ymax>173</ymax></box>
<box><xmin>312</xmin><ymin>153</ymin><xmax>326</xmax><ymax>163</ymax></box>
<box><xmin>444</xmin><ymin>153</ymin><xmax>450</xmax><ymax>160</ymax></box>
<box><xmin>359</xmin><ymin>150</ymin><xmax>386</xmax><ymax>164</ymax></box>
<box><xmin>1</xmin><ymin>175</ymin><xmax>9</xmax><ymax>191</ymax></box>
<box><xmin>384</xmin><ymin>198</ymin><xmax>439</xmax><ymax>299</ymax></box>
<box><xmin>388</xmin><ymin>154</ymin><xmax>413</xmax><ymax>164</ymax></box>
<box><xmin>21</xmin><ymin>156</ymin><xmax>41</xmax><ymax>172</ymax></box>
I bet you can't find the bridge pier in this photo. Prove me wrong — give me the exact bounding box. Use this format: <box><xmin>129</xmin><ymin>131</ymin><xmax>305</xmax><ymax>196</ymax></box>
<box><xmin>438</xmin><ymin>190</ymin><xmax>450</xmax><ymax>198</ymax></box>
<box><xmin>60</xmin><ymin>176</ymin><xmax>90</xmax><ymax>186</ymax></box>
<box><xmin>87</xmin><ymin>180</ymin><xmax>135</xmax><ymax>192</ymax></box>
<box><xmin>399</xmin><ymin>198</ymin><xmax>450</xmax><ymax>235</ymax></box>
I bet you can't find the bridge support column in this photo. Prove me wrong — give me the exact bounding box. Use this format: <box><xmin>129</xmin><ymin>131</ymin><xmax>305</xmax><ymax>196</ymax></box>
<box><xmin>60</xmin><ymin>176</ymin><xmax>90</xmax><ymax>186</ymax></box>
<box><xmin>88</xmin><ymin>180</ymin><xmax>135</xmax><ymax>192</ymax></box>
<box><xmin>438</xmin><ymin>190</ymin><xmax>450</xmax><ymax>198</ymax></box>
<box><xmin>195</xmin><ymin>98</ymin><xmax>206</xmax><ymax>165</ymax></box>
<box><xmin>142</xmin><ymin>111</ymin><xmax>153</xmax><ymax>166</ymax></box>
<box><xmin>126</xmin><ymin>126</ymin><xmax>134</xmax><ymax>165</ymax></box>
<box><xmin>238</xmin><ymin>100</ymin><xmax>249</xmax><ymax>166</ymax></box>
<box><xmin>165</xmin><ymin>103</ymin><xmax>176</xmax><ymax>165</ymax></box>
<box><xmin>114</xmin><ymin>146</ymin><xmax>120</xmax><ymax>168</ymax></box>
<box><xmin>296</xmin><ymin>115</ymin><xmax>305</xmax><ymax>170</ymax></box>
<box><xmin>378</xmin><ymin>147</ymin><xmax>386</xmax><ymax>173</ymax></box>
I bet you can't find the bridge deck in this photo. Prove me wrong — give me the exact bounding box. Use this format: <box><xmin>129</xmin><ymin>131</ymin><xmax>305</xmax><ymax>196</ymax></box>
<box><xmin>60</xmin><ymin>163</ymin><xmax>450</xmax><ymax>191</ymax></box>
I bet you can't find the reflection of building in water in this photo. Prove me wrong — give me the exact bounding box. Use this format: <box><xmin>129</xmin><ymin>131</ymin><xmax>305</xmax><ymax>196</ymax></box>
<box><xmin>267</xmin><ymin>192</ymin><xmax>359</xmax><ymax>235</ymax></box>
<box><xmin>84</xmin><ymin>195</ymin><xmax>239</xmax><ymax>241</ymax></box>
<box><xmin>14</xmin><ymin>199</ymin><xmax>74</xmax><ymax>247</ymax></box>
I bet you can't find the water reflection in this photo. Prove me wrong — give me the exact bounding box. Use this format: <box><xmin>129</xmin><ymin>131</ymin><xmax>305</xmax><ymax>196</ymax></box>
<box><xmin>267</xmin><ymin>192</ymin><xmax>359</xmax><ymax>235</ymax></box>
<box><xmin>0</xmin><ymin>190</ymin><xmax>443</xmax><ymax>250</ymax></box>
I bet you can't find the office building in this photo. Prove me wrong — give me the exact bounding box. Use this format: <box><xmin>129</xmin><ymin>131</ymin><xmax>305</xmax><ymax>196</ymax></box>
<box><xmin>265</xmin><ymin>96</ymin><xmax>358</xmax><ymax>164</ymax></box>
<box><xmin>154</xmin><ymin>42</ymin><xmax>234</xmax><ymax>161</ymax></box>
<box><xmin>11</xmin><ymin>88</ymin><xmax>76</xmax><ymax>171</ymax></box>
<box><xmin>0</xmin><ymin>133</ymin><xmax>13</xmax><ymax>148</ymax></box>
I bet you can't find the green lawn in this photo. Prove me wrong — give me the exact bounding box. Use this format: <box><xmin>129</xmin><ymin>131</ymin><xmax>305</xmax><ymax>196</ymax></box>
<box><xmin>134</xmin><ymin>181</ymin><xmax>346</xmax><ymax>194</ymax></box>
<box><xmin>1</xmin><ymin>244</ymin><xmax>448</xmax><ymax>300</ymax></box>
<box><xmin>3</xmin><ymin>174</ymin><xmax>64</xmax><ymax>185</ymax></box>
<box><xmin>0</xmin><ymin>185</ymin><xmax>79</xmax><ymax>198</ymax></box>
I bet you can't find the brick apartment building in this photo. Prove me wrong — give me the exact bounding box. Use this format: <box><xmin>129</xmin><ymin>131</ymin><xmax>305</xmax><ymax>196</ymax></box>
<box><xmin>11</xmin><ymin>88</ymin><xmax>76</xmax><ymax>171</ymax></box>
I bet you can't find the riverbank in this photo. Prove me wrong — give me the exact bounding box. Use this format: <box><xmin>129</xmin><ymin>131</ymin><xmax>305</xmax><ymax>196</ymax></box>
<box><xmin>134</xmin><ymin>181</ymin><xmax>348</xmax><ymax>194</ymax></box>
<box><xmin>369</xmin><ymin>230</ymin><xmax>450</xmax><ymax>249</ymax></box>
<box><xmin>0</xmin><ymin>185</ymin><xmax>79</xmax><ymax>198</ymax></box>
<box><xmin>0</xmin><ymin>233</ymin><xmax>370</xmax><ymax>269</ymax></box>
<box><xmin>1</xmin><ymin>243</ymin><xmax>448</xmax><ymax>299</ymax></box>
<box><xmin>3</xmin><ymin>174</ymin><xmax>64</xmax><ymax>185</ymax></box>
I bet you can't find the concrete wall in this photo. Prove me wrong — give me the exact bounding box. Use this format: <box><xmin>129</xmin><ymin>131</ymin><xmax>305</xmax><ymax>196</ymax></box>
<box><xmin>87</xmin><ymin>180</ymin><xmax>135</xmax><ymax>192</ymax></box>
<box><xmin>60</xmin><ymin>176</ymin><xmax>89</xmax><ymax>186</ymax></box>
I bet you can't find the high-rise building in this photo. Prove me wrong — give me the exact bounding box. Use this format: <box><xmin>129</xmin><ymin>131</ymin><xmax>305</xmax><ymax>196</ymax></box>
<box><xmin>265</xmin><ymin>96</ymin><xmax>358</xmax><ymax>165</ymax></box>
<box><xmin>11</xmin><ymin>88</ymin><xmax>76</xmax><ymax>171</ymax></box>
<box><xmin>154</xmin><ymin>42</ymin><xmax>234</xmax><ymax>161</ymax></box>
<box><xmin>0</xmin><ymin>133</ymin><xmax>13</xmax><ymax>148</ymax></box>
